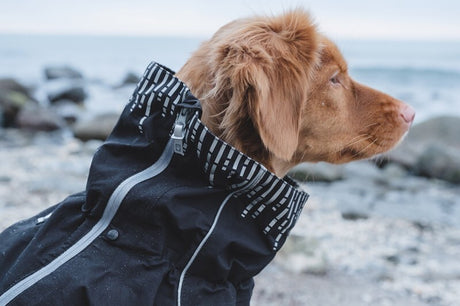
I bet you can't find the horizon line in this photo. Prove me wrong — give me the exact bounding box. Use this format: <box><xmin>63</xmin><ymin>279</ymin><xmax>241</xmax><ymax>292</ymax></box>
<box><xmin>1</xmin><ymin>31</ymin><xmax>459</xmax><ymax>43</ymax></box>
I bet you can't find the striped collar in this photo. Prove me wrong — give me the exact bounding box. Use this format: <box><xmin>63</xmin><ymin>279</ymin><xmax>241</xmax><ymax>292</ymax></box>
<box><xmin>132</xmin><ymin>62</ymin><xmax>309</xmax><ymax>250</ymax></box>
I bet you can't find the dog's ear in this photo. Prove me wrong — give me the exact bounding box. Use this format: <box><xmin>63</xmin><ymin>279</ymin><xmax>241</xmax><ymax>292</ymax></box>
<box><xmin>245</xmin><ymin>63</ymin><xmax>304</xmax><ymax>161</ymax></box>
<box><xmin>217</xmin><ymin>10</ymin><xmax>320</xmax><ymax>161</ymax></box>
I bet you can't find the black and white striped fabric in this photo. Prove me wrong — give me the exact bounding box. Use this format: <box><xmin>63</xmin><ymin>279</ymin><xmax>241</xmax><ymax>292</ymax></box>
<box><xmin>186</xmin><ymin>116</ymin><xmax>309</xmax><ymax>250</ymax></box>
<box><xmin>129</xmin><ymin>62</ymin><xmax>191</xmax><ymax>134</ymax></box>
<box><xmin>131</xmin><ymin>61</ymin><xmax>309</xmax><ymax>251</ymax></box>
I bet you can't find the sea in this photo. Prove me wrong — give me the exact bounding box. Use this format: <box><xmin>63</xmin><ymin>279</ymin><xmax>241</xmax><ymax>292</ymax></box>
<box><xmin>1</xmin><ymin>34</ymin><xmax>460</xmax><ymax>123</ymax></box>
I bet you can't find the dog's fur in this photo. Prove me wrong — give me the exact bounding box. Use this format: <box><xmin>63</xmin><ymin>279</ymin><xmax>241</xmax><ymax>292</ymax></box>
<box><xmin>176</xmin><ymin>9</ymin><xmax>414</xmax><ymax>177</ymax></box>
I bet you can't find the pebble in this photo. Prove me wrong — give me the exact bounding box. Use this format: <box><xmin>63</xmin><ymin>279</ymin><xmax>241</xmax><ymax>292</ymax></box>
<box><xmin>341</xmin><ymin>211</ymin><xmax>369</xmax><ymax>220</ymax></box>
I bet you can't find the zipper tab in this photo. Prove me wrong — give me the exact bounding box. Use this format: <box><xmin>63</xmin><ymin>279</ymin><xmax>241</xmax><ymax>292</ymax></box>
<box><xmin>171</xmin><ymin>108</ymin><xmax>188</xmax><ymax>155</ymax></box>
<box><xmin>172</xmin><ymin>122</ymin><xmax>185</xmax><ymax>155</ymax></box>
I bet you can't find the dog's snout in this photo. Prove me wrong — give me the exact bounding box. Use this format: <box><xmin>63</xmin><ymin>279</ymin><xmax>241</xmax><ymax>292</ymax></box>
<box><xmin>400</xmin><ymin>104</ymin><xmax>415</xmax><ymax>124</ymax></box>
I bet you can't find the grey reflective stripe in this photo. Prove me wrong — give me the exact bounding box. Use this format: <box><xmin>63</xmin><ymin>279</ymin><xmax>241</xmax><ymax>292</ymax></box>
<box><xmin>176</xmin><ymin>169</ymin><xmax>265</xmax><ymax>306</ymax></box>
<box><xmin>177</xmin><ymin>190</ymin><xmax>238</xmax><ymax>306</ymax></box>
<box><xmin>0</xmin><ymin>139</ymin><xmax>175</xmax><ymax>306</ymax></box>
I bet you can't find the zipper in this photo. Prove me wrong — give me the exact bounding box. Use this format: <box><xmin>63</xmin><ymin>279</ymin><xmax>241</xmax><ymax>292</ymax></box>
<box><xmin>0</xmin><ymin>138</ymin><xmax>176</xmax><ymax>306</ymax></box>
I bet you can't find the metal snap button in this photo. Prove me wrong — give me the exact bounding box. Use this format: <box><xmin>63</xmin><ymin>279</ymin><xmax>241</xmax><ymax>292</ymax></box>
<box><xmin>106</xmin><ymin>229</ymin><xmax>119</xmax><ymax>241</ymax></box>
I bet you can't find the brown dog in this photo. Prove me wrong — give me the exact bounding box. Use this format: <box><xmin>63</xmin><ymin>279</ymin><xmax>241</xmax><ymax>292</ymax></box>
<box><xmin>176</xmin><ymin>9</ymin><xmax>415</xmax><ymax>177</ymax></box>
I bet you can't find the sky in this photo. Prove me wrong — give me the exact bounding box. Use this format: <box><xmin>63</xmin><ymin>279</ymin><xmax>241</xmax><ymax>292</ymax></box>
<box><xmin>1</xmin><ymin>0</ymin><xmax>459</xmax><ymax>41</ymax></box>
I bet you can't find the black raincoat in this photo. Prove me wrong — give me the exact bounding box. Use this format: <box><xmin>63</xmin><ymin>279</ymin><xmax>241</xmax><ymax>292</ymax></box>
<box><xmin>0</xmin><ymin>62</ymin><xmax>309</xmax><ymax>306</ymax></box>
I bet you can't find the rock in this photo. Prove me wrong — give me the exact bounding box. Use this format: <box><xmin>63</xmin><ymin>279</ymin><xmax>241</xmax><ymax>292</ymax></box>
<box><xmin>48</xmin><ymin>85</ymin><xmax>87</xmax><ymax>104</ymax></box>
<box><xmin>412</xmin><ymin>221</ymin><xmax>433</xmax><ymax>231</ymax></box>
<box><xmin>0</xmin><ymin>91</ymin><xmax>30</xmax><ymax>127</ymax></box>
<box><xmin>425</xmin><ymin>296</ymin><xmax>443</xmax><ymax>305</ymax></box>
<box><xmin>275</xmin><ymin>234</ymin><xmax>328</xmax><ymax>275</ymax></box>
<box><xmin>336</xmin><ymin>192</ymin><xmax>371</xmax><ymax>221</ymax></box>
<box><xmin>384</xmin><ymin>254</ymin><xmax>400</xmax><ymax>265</ymax></box>
<box><xmin>385</xmin><ymin>116</ymin><xmax>460</xmax><ymax>184</ymax></box>
<box><xmin>0</xmin><ymin>176</ymin><xmax>11</xmax><ymax>183</ymax></box>
<box><xmin>0</xmin><ymin>78</ymin><xmax>36</xmax><ymax>127</ymax></box>
<box><xmin>414</xmin><ymin>145</ymin><xmax>460</xmax><ymax>184</ymax></box>
<box><xmin>16</xmin><ymin>104</ymin><xmax>65</xmax><ymax>131</ymax></box>
<box><xmin>0</xmin><ymin>78</ymin><xmax>34</xmax><ymax>97</ymax></box>
<box><xmin>44</xmin><ymin>66</ymin><xmax>83</xmax><ymax>80</ymax></box>
<box><xmin>288</xmin><ymin>162</ymin><xmax>344</xmax><ymax>182</ymax></box>
<box><xmin>120</xmin><ymin>72</ymin><xmax>140</xmax><ymax>87</ymax></box>
<box><xmin>385</xmin><ymin>116</ymin><xmax>460</xmax><ymax>169</ymax></box>
<box><xmin>341</xmin><ymin>211</ymin><xmax>369</xmax><ymax>221</ymax></box>
<box><xmin>113</xmin><ymin>72</ymin><xmax>140</xmax><ymax>89</ymax></box>
<box><xmin>72</xmin><ymin>113</ymin><xmax>119</xmax><ymax>141</ymax></box>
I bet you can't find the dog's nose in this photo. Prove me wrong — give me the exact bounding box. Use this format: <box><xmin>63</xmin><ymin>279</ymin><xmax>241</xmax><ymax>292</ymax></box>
<box><xmin>400</xmin><ymin>104</ymin><xmax>415</xmax><ymax>124</ymax></box>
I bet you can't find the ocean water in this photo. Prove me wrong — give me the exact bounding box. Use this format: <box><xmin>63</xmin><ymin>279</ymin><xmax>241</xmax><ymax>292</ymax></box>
<box><xmin>1</xmin><ymin>34</ymin><xmax>460</xmax><ymax>123</ymax></box>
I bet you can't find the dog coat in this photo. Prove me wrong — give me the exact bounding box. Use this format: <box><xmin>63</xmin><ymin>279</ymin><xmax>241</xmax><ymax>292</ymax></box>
<box><xmin>0</xmin><ymin>62</ymin><xmax>309</xmax><ymax>306</ymax></box>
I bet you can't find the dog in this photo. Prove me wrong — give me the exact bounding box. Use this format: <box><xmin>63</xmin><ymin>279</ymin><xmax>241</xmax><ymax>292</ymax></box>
<box><xmin>177</xmin><ymin>9</ymin><xmax>415</xmax><ymax>175</ymax></box>
<box><xmin>0</xmin><ymin>9</ymin><xmax>415</xmax><ymax>306</ymax></box>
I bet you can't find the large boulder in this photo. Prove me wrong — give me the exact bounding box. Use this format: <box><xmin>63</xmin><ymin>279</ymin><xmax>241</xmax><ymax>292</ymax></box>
<box><xmin>0</xmin><ymin>78</ymin><xmax>34</xmax><ymax>96</ymax></box>
<box><xmin>385</xmin><ymin>116</ymin><xmax>460</xmax><ymax>184</ymax></box>
<box><xmin>16</xmin><ymin>104</ymin><xmax>65</xmax><ymax>131</ymax></box>
<box><xmin>0</xmin><ymin>78</ymin><xmax>36</xmax><ymax>127</ymax></box>
<box><xmin>72</xmin><ymin>113</ymin><xmax>119</xmax><ymax>141</ymax></box>
<box><xmin>44</xmin><ymin>66</ymin><xmax>87</xmax><ymax>104</ymax></box>
<box><xmin>386</xmin><ymin>116</ymin><xmax>460</xmax><ymax>167</ymax></box>
<box><xmin>48</xmin><ymin>85</ymin><xmax>87</xmax><ymax>104</ymax></box>
<box><xmin>414</xmin><ymin>145</ymin><xmax>460</xmax><ymax>184</ymax></box>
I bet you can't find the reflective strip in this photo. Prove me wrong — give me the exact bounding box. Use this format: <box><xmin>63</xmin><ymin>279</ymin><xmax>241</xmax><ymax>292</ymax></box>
<box><xmin>177</xmin><ymin>190</ymin><xmax>238</xmax><ymax>306</ymax></box>
<box><xmin>0</xmin><ymin>139</ymin><xmax>175</xmax><ymax>306</ymax></box>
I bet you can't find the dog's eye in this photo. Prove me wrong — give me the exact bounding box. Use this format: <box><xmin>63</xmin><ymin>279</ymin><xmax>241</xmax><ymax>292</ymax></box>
<box><xmin>330</xmin><ymin>75</ymin><xmax>340</xmax><ymax>85</ymax></box>
<box><xmin>329</xmin><ymin>71</ymin><xmax>341</xmax><ymax>86</ymax></box>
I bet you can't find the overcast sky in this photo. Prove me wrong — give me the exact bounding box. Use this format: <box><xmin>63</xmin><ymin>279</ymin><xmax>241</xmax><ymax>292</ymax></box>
<box><xmin>1</xmin><ymin>0</ymin><xmax>459</xmax><ymax>40</ymax></box>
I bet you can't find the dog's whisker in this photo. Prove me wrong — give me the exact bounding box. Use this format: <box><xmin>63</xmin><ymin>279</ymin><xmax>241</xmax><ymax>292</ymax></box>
<box><xmin>354</xmin><ymin>138</ymin><xmax>378</xmax><ymax>157</ymax></box>
<box><xmin>342</xmin><ymin>134</ymin><xmax>372</xmax><ymax>148</ymax></box>
<box><xmin>361</xmin><ymin>122</ymin><xmax>380</xmax><ymax>129</ymax></box>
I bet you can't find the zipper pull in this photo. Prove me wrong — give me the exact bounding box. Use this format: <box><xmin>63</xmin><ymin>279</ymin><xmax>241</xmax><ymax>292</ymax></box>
<box><xmin>171</xmin><ymin>108</ymin><xmax>188</xmax><ymax>155</ymax></box>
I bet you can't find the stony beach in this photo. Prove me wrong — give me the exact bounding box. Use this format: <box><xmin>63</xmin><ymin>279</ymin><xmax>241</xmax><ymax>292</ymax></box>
<box><xmin>1</xmin><ymin>67</ymin><xmax>460</xmax><ymax>305</ymax></box>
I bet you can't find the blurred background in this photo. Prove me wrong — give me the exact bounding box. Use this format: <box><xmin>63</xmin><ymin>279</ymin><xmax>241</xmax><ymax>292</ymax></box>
<box><xmin>1</xmin><ymin>1</ymin><xmax>459</xmax><ymax>305</ymax></box>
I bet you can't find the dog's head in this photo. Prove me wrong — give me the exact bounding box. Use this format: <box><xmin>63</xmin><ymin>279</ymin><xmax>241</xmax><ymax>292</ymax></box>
<box><xmin>177</xmin><ymin>9</ymin><xmax>415</xmax><ymax>176</ymax></box>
